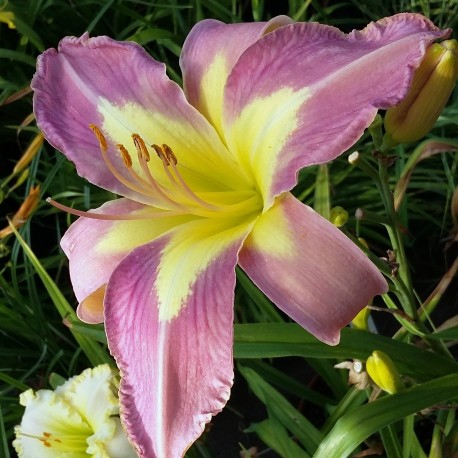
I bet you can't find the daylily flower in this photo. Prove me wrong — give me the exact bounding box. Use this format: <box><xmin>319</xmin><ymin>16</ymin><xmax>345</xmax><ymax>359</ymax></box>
<box><xmin>13</xmin><ymin>364</ymin><xmax>137</xmax><ymax>457</ymax></box>
<box><xmin>31</xmin><ymin>14</ymin><xmax>448</xmax><ymax>457</ymax></box>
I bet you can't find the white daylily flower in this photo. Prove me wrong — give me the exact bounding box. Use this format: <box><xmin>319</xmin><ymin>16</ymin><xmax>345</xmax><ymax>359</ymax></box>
<box><xmin>13</xmin><ymin>364</ymin><xmax>137</xmax><ymax>458</ymax></box>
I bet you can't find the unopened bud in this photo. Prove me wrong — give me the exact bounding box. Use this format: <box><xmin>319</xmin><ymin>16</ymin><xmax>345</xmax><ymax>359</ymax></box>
<box><xmin>0</xmin><ymin>186</ymin><xmax>40</xmax><ymax>238</ymax></box>
<box><xmin>329</xmin><ymin>206</ymin><xmax>348</xmax><ymax>227</ymax></box>
<box><xmin>384</xmin><ymin>40</ymin><xmax>458</xmax><ymax>144</ymax></box>
<box><xmin>13</xmin><ymin>133</ymin><xmax>44</xmax><ymax>174</ymax></box>
<box><xmin>366</xmin><ymin>350</ymin><xmax>404</xmax><ymax>394</ymax></box>
<box><xmin>0</xmin><ymin>11</ymin><xmax>15</xmax><ymax>29</ymax></box>
<box><xmin>348</xmin><ymin>151</ymin><xmax>360</xmax><ymax>165</ymax></box>
<box><xmin>352</xmin><ymin>306</ymin><xmax>370</xmax><ymax>330</ymax></box>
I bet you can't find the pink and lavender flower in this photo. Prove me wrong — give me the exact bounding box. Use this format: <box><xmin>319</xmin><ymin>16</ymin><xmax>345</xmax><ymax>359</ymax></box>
<box><xmin>31</xmin><ymin>14</ymin><xmax>448</xmax><ymax>457</ymax></box>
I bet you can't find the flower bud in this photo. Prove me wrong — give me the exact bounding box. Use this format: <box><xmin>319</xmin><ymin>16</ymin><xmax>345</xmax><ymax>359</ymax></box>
<box><xmin>366</xmin><ymin>350</ymin><xmax>404</xmax><ymax>394</ymax></box>
<box><xmin>384</xmin><ymin>40</ymin><xmax>458</xmax><ymax>144</ymax></box>
<box><xmin>0</xmin><ymin>11</ymin><xmax>15</xmax><ymax>29</ymax></box>
<box><xmin>0</xmin><ymin>186</ymin><xmax>40</xmax><ymax>238</ymax></box>
<box><xmin>329</xmin><ymin>206</ymin><xmax>348</xmax><ymax>227</ymax></box>
<box><xmin>13</xmin><ymin>133</ymin><xmax>44</xmax><ymax>174</ymax></box>
<box><xmin>351</xmin><ymin>306</ymin><xmax>370</xmax><ymax>330</ymax></box>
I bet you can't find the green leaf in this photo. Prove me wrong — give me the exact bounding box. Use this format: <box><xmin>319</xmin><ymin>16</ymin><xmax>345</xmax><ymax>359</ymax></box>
<box><xmin>239</xmin><ymin>366</ymin><xmax>323</xmax><ymax>454</ymax></box>
<box><xmin>13</xmin><ymin>16</ymin><xmax>45</xmax><ymax>52</ymax></box>
<box><xmin>241</xmin><ymin>360</ymin><xmax>334</xmax><ymax>407</ymax></box>
<box><xmin>313</xmin><ymin>373</ymin><xmax>458</xmax><ymax>458</ymax></box>
<box><xmin>321</xmin><ymin>388</ymin><xmax>368</xmax><ymax>436</ymax></box>
<box><xmin>0</xmin><ymin>49</ymin><xmax>36</xmax><ymax>66</ymax></box>
<box><xmin>11</xmin><ymin>225</ymin><xmax>111</xmax><ymax>367</ymax></box>
<box><xmin>0</xmin><ymin>372</ymin><xmax>29</xmax><ymax>392</ymax></box>
<box><xmin>246</xmin><ymin>419</ymin><xmax>310</xmax><ymax>458</ymax></box>
<box><xmin>380</xmin><ymin>425</ymin><xmax>403</xmax><ymax>458</ymax></box>
<box><xmin>431</xmin><ymin>326</ymin><xmax>458</xmax><ymax>340</ymax></box>
<box><xmin>234</xmin><ymin>324</ymin><xmax>458</xmax><ymax>381</ymax></box>
<box><xmin>0</xmin><ymin>403</ymin><xmax>10</xmax><ymax>458</ymax></box>
<box><xmin>64</xmin><ymin>318</ymin><xmax>107</xmax><ymax>344</ymax></box>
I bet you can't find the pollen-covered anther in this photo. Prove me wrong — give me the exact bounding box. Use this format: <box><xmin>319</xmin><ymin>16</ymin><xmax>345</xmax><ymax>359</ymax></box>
<box><xmin>89</xmin><ymin>124</ymin><xmax>108</xmax><ymax>151</ymax></box>
<box><xmin>162</xmin><ymin>144</ymin><xmax>178</xmax><ymax>166</ymax></box>
<box><xmin>117</xmin><ymin>144</ymin><xmax>133</xmax><ymax>168</ymax></box>
<box><xmin>19</xmin><ymin>430</ymin><xmax>62</xmax><ymax>448</ymax></box>
<box><xmin>152</xmin><ymin>143</ymin><xmax>170</xmax><ymax>166</ymax></box>
<box><xmin>132</xmin><ymin>133</ymin><xmax>150</xmax><ymax>162</ymax></box>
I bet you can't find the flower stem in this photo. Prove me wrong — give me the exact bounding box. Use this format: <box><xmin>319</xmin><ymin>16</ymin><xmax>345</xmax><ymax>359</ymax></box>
<box><xmin>377</xmin><ymin>158</ymin><xmax>418</xmax><ymax>319</ymax></box>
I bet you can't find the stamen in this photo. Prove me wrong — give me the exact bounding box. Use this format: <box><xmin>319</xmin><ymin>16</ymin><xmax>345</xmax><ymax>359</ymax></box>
<box><xmin>116</xmin><ymin>144</ymin><xmax>158</xmax><ymax>192</ymax></box>
<box><xmin>152</xmin><ymin>143</ymin><xmax>179</xmax><ymax>188</ymax></box>
<box><xmin>160</xmin><ymin>144</ymin><xmax>220</xmax><ymax>210</ymax></box>
<box><xmin>19</xmin><ymin>430</ymin><xmax>85</xmax><ymax>452</ymax></box>
<box><xmin>47</xmin><ymin>198</ymin><xmax>181</xmax><ymax>220</ymax></box>
<box><xmin>89</xmin><ymin>126</ymin><xmax>153</xmax><ymax>198</ymax></box>
<box><xmin>89</xmin><ymin>124</ymin><xmax>108</xmax><ymax>151</ymax></box>
<box><xmin>152</xmin><ymin>143</ymin><xmax>170</xmax><ymax>166</ymax></box>
<box><xmin>87</xmin><ymin>125</ymin><xmax>222</xmax><ymax>216</ymax></box>
<box><xmin>162</xmin><ymin>144</ymin><xmax>178</xmax><ymax>166</ymax></box>
<box><xmin>130</xmin><ymin>136</ymin><xmax>184</xmax><ymax>210</ymax></box>
<box><xmin>132</xmin><ymin>134</ymin><xmax>150</xmax><ymax>162</ymax></box>
<box><xmin>117</xmin><ymin>144</ymin><xmax>133</xmax><ymax>168</ymax></box>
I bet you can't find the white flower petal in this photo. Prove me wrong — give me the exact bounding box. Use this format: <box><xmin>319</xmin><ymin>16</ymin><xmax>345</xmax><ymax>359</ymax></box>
<box><xmin>105</xmin><ymin>418</ymin><xmax>138</xmax><ymax>458</ymax></box>
<box><xmin>57</xmin><ymin>365</ymin><xmax>119</xmax><ymax>434</ymax></box>
<box><xmin>13</xmin><ymin>389</ymin><xmax>91</xmax><ymax>457</ymax></box>
<box><xmin>13</xmin><ymin>365</ymin><xmax>137</xmax><ymax>458</ymax></box>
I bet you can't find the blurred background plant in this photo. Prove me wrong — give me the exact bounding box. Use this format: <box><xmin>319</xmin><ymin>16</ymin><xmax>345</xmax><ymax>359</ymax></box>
<box><xmin>1</xmin><ymin>0</ymin><xmax>457</xmax><ymax>457</ymax></box>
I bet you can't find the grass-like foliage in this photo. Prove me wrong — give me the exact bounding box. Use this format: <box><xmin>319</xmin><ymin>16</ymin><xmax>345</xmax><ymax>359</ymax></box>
<box><xmin>1</xmin><ymin>0</ymin><xmax>457</xmax><ymax>457</ymax></box>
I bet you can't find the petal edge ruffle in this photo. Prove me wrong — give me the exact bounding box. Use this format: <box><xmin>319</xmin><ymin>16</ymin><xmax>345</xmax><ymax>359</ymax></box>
<box><xmin>105</xmin><ymin>218</ymin><xmax>253</xmax><ymax>457</ymax></box>
<box><xmin>223</xmin><ymin>13</ymin><xmax>449</xmax><ymax>207</ymax></box>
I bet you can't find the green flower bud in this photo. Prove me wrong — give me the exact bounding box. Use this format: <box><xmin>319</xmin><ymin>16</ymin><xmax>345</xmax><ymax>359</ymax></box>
<box><xmin>384</xmin><ymin>39</ymin><xmax>458</xmax><ymax>144</ymax></box>
<box><xmin>0</xmin><ymin>11</ymin><xmax>16</xmax><ymax>29</ymax></box>
<box><xmin>329</xmin><ymin>206</ymin><xmax>348</xmax><ymax>227</ymax></box>
<box><xmin>366</xmin><ymin>350</ymin><xmax>404</xmax><ymax>394</ymax></box>
<box><xmin>351</xmin><ymin>306</ymin><xmax>370</xmax><ymax>330</ymax></box>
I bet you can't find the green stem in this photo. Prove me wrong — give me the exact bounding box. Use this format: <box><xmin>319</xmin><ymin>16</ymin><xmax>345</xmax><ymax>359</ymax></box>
<box><xmin>380</xmin><ymin>424</ymin><xmax>403</xmax><ymax>457</ymax></box>
<box><xmin>403</xmin><ymin>414</ymin><xmax>415</xmax><ymax>458</ymax></box>
<box><xmin>321</xmin><ymin>387</ymin><xmax>367</xmax><ymax>436</ymax></box>
<box><xmin>350</xmin><ymin>152</ymin><xmax>452</xmax><ymax>356</ymax></box>
<box><xmin>428</xmin><ymin>409</ymin><xmax>454</xmax><ymax>458</ymax></box>
<box><xmin>377</xmin><ymin>159</ymin><xmax>417</xmax><ymax>319</ymax></box>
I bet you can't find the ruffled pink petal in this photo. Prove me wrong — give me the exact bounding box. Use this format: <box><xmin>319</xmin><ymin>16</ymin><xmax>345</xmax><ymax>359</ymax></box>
<box><xmin>61</xmin><ymin>198</ymin><xmax>193</xmax><ymax>308</ymax></box>
<box><xmin>32</xmin><ymin>33</ymin><xmax>239</xmax><ymax>202</ymax></box>
<box><xmin>180</xmin><ymin>15</ymin><xmax>292</xmax><ymax>135</ymax></box>
<box><xmin>223</xmin><ymin>13</ymin><xmax>449</xmax><ymax>206</ymax></box>
<box><xmin>105</xmin><ymin>219</ymin><xmax>252</xmax><ymax>457</ymax></box>
<box><xmin>238</xmin><ymin>193</ymin><xmax>388</xmax><ymax>345</ymax></box>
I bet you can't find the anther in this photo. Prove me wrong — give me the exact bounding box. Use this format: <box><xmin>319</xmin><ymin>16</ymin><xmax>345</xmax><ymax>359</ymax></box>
<box><xmin>132</xmin><ymin>134</ymin><xmax>150</xmax><ymax>162</ymax></box>
<box><xmin>117</xmin><ymin>144</ymin><xmax>133</xmax><ymax>168</ymax></box>
<box><xmin>89</xmin><ymin>124</ymin><xmax>108</xmax><ymax>151</ymax></box>
<box><xmin>152</xmin><ymin>143</ymin><xmax>169</xmax><ymax>166</ymax></box>
<box><xmin>162</xmin><ymin>144</ymin><xmax>178</xmax><ymax>166</ymax></box>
